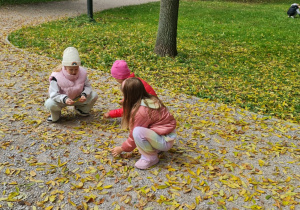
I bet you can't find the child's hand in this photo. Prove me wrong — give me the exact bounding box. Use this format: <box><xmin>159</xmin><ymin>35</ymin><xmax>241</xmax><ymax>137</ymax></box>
<box><xmin>66</xmin><ymin>98</ymin><xmax>75</xmax><ymax>105</ymax></box>
<box><xmin>103</xmin><ymin>112</ymin><xmax>110</xmax><ymax>118</ymax></box>
<box><xmin>111</xmin><ymin>146</ymin><xmax>123</xmax><ymax>157</ymax></box>
<box><xmin>119</xmin><ymin>100</ymin><xmax>123</xmax><ymax>105</ymax></box>
<box><xmin>79</xmin><ymin>95</ymin><xmax>87</xmax><ymax>102</ymax></box>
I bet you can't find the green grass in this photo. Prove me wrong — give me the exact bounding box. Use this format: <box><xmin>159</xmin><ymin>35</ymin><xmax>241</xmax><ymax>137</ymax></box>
<box><xmin>0</xmin><ymin>0</ymin><xmax>63</xmax><ymax>6</ymax></box>
<box><xmin>8</xmin><ymin>0</ymin><xmax>300</xmax><ymax>123</ymax></box>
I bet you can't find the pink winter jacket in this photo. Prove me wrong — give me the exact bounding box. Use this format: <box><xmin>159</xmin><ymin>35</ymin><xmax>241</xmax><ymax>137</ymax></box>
<box><xmin>121</xmin><ymin>99</ymin><xmax>176</xmax><ymax>152</ymax></box>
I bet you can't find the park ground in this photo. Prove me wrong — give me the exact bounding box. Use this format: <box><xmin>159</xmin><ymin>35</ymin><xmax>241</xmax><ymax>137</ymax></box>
<box><xmin>0</xmin><ymin>0</ymin><xmax>300</xmax><ymax>209</ymax></box>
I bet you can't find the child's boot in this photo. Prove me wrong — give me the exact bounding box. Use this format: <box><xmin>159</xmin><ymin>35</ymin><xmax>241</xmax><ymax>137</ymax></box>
<box><xmin>135</xmin><ymin>150</ymin><xmax>159</xmax><ymax>170</ymax></box>
<box><xmin>47</xmin><ymin>111</ymin><xmax>61</xmax><ymax>123</ymax></box>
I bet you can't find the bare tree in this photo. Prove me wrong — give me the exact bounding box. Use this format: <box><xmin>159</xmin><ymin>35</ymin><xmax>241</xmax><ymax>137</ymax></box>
<box><xmin>154</xmin><ymin>0</ymin><xmax>179</xmax><ymax>57</ymax></box>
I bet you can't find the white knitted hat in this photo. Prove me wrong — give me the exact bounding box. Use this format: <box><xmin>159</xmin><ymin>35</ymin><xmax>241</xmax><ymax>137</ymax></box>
<box><xmin>62</xmin><ymin>47</ymin><xmax>81</xmax><ymax>66</ymax></box>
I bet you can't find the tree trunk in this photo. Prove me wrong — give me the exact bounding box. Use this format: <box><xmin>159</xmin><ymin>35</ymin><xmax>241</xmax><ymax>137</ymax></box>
<box><xmin>154</xmin><ymin>0</ymin><xmax>179</xmax><ymax>57</ymax></box>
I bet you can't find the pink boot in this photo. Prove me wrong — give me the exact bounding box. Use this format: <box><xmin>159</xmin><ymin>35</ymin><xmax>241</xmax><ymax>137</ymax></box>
<box><xmin>135</xmin><ymin>155</ymin><xmax>159</xmax><ymax>170</ymax></box>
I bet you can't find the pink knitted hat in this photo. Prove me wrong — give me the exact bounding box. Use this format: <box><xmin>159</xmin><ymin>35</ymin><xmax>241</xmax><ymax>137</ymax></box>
<box><xmin>111</xmin><ymin>60</ymin><xmax>130</xmax><ymax>80</ymax></box>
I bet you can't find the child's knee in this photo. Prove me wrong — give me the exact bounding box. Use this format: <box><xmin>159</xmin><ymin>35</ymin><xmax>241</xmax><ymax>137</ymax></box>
<box><xmin>45</xmin><ymin>98</ymin><xmax>55</xmax><ymax>109</ymax></box>
<box><xmin>133</xmin><ymin>127</ymin><xmax>146</xmax><ymax>140</ymax></box>
<box><xmin>45</xmin><ymin>99</ymin><xmax>62</xmax><ymax>111</ymax></box>
<box><xmin>91</xmin><ymin>91</ymin><xmax>98</xmax><ymax>101</ymax></box>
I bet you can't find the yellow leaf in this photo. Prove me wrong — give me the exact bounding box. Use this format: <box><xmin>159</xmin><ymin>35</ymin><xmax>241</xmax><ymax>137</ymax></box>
<box><xmin>267</xmin><ymin>178</ymin><xmax>276</xmax><ymax>183</ymax></box>
<box><xmin>187</xmin><ymin>169</ymin><xmax>196</xmax><ymax>176</ymax></box>
<box><xmin>9</xmin><ymin>182</ymin><xmax>17</xmax><ymax>185</ymax></box>
<box><xmin>82</xmin><ymin>201</ymin><xmax>88</xmax><ymax>210</ymax></box>
<box><xmin>5</xmin><ymin>168</ymin><xmax>10</xmax><ymax>175</ymax></box>
<box><xmin>195</xmin><ymin>195</ymin><xmax>201</xmax><ymax>204</ymax></box>
<box><xmin>124</xmin><ymin>197</ymin><xmax>131</xmax><ymax>204</ymax></box>
<box><xmin>73</xmin><ymin>131</ymin><xmax>86</xmax><ymax>134</ymax></box>
<box><xmin>49</xmin><ymin>195</ymin><xmax>56</xmax><ymax>202</ymax></box>
<box><xmin>30</xmin><ymin>171</ymin><xmax>36</xmax><ymax>177</ymax></box>
<box><xmin>151</xmin><ymin>186</ymin><xmax>156</xmax><ymax>192</ymax></box>
<box><xmin>58</xmin><ymin>194</ymin><xmax>64</xmax><ymax>200</ymax></box>
<box><xmin>219</xmin><ymin>190</ymin><xmax>224</xmax><ymax>196</ymax></box>
<box><xmin>258</xmin><ymin>159</ymin><xmax>265</xmax><ymax>167</ymax></box>
<box><xmin>158</xmin><ymin>185</ymin><xmax>169</xmax><ymax>189</ymax></box>
<box><xmin>77</xmin><ymin>182</ymin><xmax>84</xmax><ymax>189</ymax></box>
<box><xmin>124</xmin><ymin>186</ymin><xmax>133</xmax><ymax>192</ymax></box>
<box><xmin>96</xmin><ymin>182</ymin><xmax>103</xmax><ymax>188</ymax></box>
<box><xmin>196</xmin><ymin>168</ymin><xmax>201</xmax><ymax>176</ymax></box>
<box><xmin>256</xmin><ymin>189</ymin><xmax>265</xmax><ymax>193</ymax></box>
<box><xmin>194</xmin><ymin>185</ymin><xmax>201</xmax><ymax>190</ymax></box>
<box><xmin>103</xmin><ymin>185</ymin><xmax>113</xmax><ymax>189</ymax></box>
<box><xmin>171</xmin><ymin>186</ymin><xmax>181</xmax><ymax>190</ymax></box>
<box><xmin>239</xmin><ymin>188</ymin><xmax>246</xmax><ymax>195</ymax></box>
<box><xmin>185</xmin><ymin>202</ymin><xmax>196</xmax><ymax>210</ymax></box>
<box><xmin>44</xmin><ymin>196</ymin><xmax>49</xmax><ymax>202</ymax></box>
<box><xmin>214</xmin><ymin>183</ymin><xmax>220</xmax><ymax>188</ymax></box>
<box><xmin>68</xmin><ymin>199</ymin><xmax>76</xmax><ymax>206</ymax></box>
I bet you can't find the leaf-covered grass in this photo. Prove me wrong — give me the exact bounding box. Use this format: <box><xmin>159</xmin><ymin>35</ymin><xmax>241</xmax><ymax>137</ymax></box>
<box><xmin>0</xmin><ymin>0</ymin><xmax>63</xmax><ymax>6</ymax></box>
<box><xmin>9</xmin><ymin>0</ymin><xmax>300</xmax><ymax>123</ymax></box>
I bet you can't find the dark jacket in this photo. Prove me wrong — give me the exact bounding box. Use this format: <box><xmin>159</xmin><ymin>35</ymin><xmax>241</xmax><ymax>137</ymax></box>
<box><xmin>287</xmin><ymin>5</ymin><xmax>299</xmax><ymax>16</ymax></box>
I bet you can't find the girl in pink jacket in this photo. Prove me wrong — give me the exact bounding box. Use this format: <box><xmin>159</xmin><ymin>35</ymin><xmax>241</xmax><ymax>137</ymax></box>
<box><xmin>111</xmin><ymin>77</ymin><xmax>176</xmax><ymax>169</ymax></box>
<box><xmin>103</xmin><ymin>60</ymin><xmax>157</xmax><ymax>118</ymax></box>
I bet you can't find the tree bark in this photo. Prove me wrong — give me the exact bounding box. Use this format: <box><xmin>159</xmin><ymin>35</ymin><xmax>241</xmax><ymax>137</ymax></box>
<box><xmin>154</xmin><ymin>0</ymin><xmax>179</xmax><ymax>57</ymax></box>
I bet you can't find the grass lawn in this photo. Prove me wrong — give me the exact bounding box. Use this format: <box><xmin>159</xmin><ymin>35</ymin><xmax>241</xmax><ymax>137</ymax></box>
<box><xmin>8</xmin><ymin>0</ymin><xmax>300</xmax><ymax>123</ymax></box>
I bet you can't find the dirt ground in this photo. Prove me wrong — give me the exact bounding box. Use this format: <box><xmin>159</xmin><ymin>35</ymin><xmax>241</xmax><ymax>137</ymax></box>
<box><xmin>0</xmin><ymin>0</ymin><xmax>300</xmax><ymax>209</ymax></box>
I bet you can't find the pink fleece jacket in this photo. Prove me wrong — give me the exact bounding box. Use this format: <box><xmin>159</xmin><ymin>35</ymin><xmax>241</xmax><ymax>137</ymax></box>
<box><xmin>121</xmin><ymin>99</ymin><xmax>176</xmax><ymax>152</ymax></box>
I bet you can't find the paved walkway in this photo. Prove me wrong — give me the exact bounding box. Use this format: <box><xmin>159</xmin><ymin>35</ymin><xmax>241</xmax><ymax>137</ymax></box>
<box><xmin>0</xmin><ymin>1</ymin><xmax>299</xmax><ymax>209</ymax></box>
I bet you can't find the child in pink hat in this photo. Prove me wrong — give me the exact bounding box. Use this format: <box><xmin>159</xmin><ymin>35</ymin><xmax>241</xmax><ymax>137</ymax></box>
<box><xmin>103</xmin><ymin>60</ymin><xmax>157</xmax><ymax>118</ymax></box>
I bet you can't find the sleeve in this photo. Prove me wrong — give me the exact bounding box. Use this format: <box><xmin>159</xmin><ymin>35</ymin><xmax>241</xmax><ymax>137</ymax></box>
<box><xmin>139</xmin><ymin>78</ymin><xmax>157</xmax><ymax>97</ymax></box>
<box><xmin>144</xmin><ymin>84</ymin><xmax>157</xmax><ymax>97</ymax></box>
<box><xmin>109</xmin><ymin>108</ymin><xmax>124</xmax><ymax>118</ymax></box>
<box><xmin>49</xmin><ymin>77</ymin><xmax>68</xmax><ymax>103</ymax></box>
<box><xmin>121</xmin><ymin>109</ymin><xmax>151</xmax><ymax>152</ymax></box>
<box><xmin>121</xmin><ymin>135</ymin><xmax>136</xmax><ymax>152</ymax></box>
<box><xmin>81</xmin><ymin>78</ymin><xmax>92</xmax><ymax>97</ymax></box>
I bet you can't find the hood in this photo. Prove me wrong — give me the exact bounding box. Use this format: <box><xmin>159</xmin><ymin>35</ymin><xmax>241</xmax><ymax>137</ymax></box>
<box><xmin>141</xmin><ymin>99</ymin><xmax>160</xmax><ymax>109</ymax></box>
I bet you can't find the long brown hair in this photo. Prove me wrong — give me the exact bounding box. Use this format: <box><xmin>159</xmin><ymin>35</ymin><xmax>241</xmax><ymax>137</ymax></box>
<box><xmin>121</xmin><ymin>77</ymin><xmax>163</xmax><ymax>129</ymax></box>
